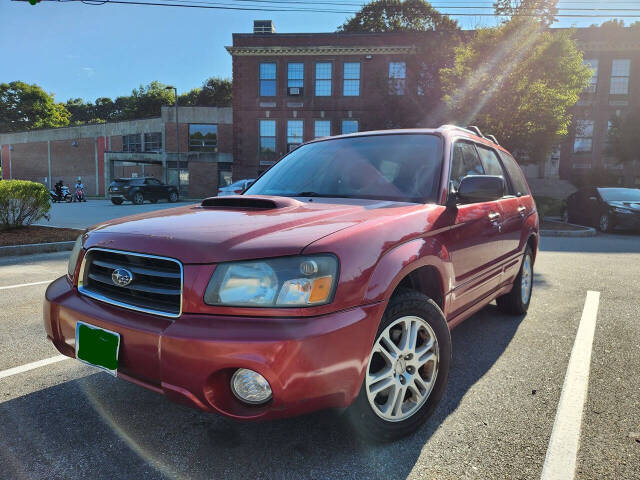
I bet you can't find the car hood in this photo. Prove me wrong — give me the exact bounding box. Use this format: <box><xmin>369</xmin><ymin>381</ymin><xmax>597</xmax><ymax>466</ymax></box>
<box><xmin>608</xmin><ymin>201</ymin><xmax>640</xmax><ymax>212</ymax></box>
<box><xmin>84</xmin><ymin>196</ymin><xmax>427</xmax><ymax>264</ymax></box>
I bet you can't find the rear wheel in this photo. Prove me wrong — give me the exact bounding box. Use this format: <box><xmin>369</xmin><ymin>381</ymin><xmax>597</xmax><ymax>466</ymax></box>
<box><xmin>345</xmin><ymin>290</ymin><xmax>451</xmax><ymax>442</ymax></box>
<box><xmin>132</xmin><ymin>192</ymin><xmax>144</xmax><ymax>205</ymax></box>
<box><xmin>497</xmin><ymin>245</ymin><xmax>533</xmax><ymax>315</ymax></box>
<box><xmin>111</xmin><ymin>198</ymin><xmax>123</xmax><ymax>205</ymax></box>
<box><xmin>168</xmin><ymin>191</ymin><xmax>178</xmax><ymax>203</ymax></box>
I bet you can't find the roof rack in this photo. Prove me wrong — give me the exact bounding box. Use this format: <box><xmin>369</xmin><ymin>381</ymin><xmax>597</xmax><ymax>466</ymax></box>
<box><xmin>485</xmin><ymin>134</ymin><xmax>500</xmax><ymax>145</ymax></box>
<box><xmin>466</xmin><ymin>125</ymin><xmax>484</xmax><ymax>138</ymax></box>
<box><xmin>438</xmin><ymin>124</ymin><xmax>478</xmax><ymax>136</ymax></box>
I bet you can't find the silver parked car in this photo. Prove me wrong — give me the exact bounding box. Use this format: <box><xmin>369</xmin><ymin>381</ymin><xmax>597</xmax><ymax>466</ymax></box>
<box><xmin>217</xmin><ymin>179</ymin><xmax>255</xmax><ymax>196</ymax></box>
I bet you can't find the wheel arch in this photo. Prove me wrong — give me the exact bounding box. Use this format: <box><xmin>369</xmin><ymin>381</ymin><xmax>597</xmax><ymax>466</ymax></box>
<box><xmin>363</xmin><ymin>238</ymin><xmax>450</xmax><ymax>313</ymax></box>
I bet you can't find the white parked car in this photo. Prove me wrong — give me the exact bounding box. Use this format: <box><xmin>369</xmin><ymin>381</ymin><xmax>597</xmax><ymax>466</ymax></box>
<box><xmin>217</xmin><ymin>179</ymin><xmax>255</xmax><ymax>196</ymax></box>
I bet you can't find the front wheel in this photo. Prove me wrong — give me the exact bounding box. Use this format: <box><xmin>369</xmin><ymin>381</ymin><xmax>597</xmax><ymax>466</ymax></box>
<box><xmin>345</xmin><ymin>290</ymin><xmax>451</xmax><ymax>442</ymax></box>
<box><xmin>497</xmin><ymin>245</ymin><xmax>533</xmax><ymax>315</ymax></box>
<box><xmin>168</xmin><ymin>191</ymin><xmax>178</xmax><ymax>203</ymax></box>
<box><xmin>132</xmin><ymin>192</ymin><xmax>144</xmax><ymax>205</ymax></box>
<box><xmin>598</xmin><ymin>213</ymin><xmax>612</xmax><ymax>233</ymax></box>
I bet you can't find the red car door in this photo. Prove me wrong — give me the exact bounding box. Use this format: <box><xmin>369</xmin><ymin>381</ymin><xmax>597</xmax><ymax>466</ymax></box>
<box><xmin>445</xmin><ymin>141</ymin><xmax>505</xmax><ymax>318</ymax></box>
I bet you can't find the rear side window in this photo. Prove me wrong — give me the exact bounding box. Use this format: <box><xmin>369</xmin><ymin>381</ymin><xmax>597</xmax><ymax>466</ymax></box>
<box><xmin>476</xmin><ymin>145</ymin><xmax>505</xmax><ymax>177</ymax></box>
<box><xmin>498</xmin><ymin>151</ymin><xmax>530</xmax><ymax>196</ymax></box>
<box><xmin>451</xmin><ymin>141</ymin><xmax>484</xmax><ymax>189</ymax></box>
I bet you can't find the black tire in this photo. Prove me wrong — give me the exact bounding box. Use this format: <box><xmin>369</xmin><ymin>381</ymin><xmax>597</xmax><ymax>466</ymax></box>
<box><xmin>132</xmin><ymin>192</ymin><xmax>144</xmax><ymax>205</ymax></box>
<box><xmin>598</xmin><ymin>213</ymin><xmax>612</xmax><ymax>233</ymax></box>
<box><xmin>168</xmin><ymin>191</ymin><xmax>178</xmax><ymax>203</ymax></box>
<box><xmin>111</xmin><ymin>198</ymin><xmax>123</xmax><ymax>205</ymax></box>
<box><xmin>65</xmin><ymin>194</ymin><xmax>72</xmax><ymax>203</ymax></box>
<box><xmin>345</xmin><ymin>290</ymin><xmax>451</xmax><ymax>443</ymax></box>
<box><xmin>496</xmin><ymin>245</ymin><xmax>534</xmax><ymax>315</ymax></box>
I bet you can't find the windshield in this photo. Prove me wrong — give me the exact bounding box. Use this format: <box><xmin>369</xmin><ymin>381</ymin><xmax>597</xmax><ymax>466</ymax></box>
<box><xmin>245</xmin><ymin>134</ymin><xmax>443</xmax><ymax>203</ymax></box>
<box><xmin>598</xmin><ymin>188</ymin><xmax>640</xmax><ymax>202</ymax></box>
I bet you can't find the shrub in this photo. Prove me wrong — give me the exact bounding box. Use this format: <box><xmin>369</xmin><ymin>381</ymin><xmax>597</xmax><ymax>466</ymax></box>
<box><xmin>0</xmin><ymin>180</ymin><xmax>51</xmax><ymax>230</ymax></box>
<box><xmin>534</xmin><ymin>195</ymin><xmax>567</xmax><ymax>219</ymax></box>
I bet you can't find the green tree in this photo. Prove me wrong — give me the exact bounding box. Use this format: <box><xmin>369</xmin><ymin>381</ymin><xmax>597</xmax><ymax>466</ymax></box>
<box><xmin>440</xmin><ymin>19</ymin><xmax>592</xmax><ymax>177</ymax></box>
<box><xmin>606</xmin><ymin>109</ymin><xmax>640</xmax><ymax>168</ymax></box>
<box><xmin>179</xmin><ymin>77</ymin><xmax>232</xmax><ymax>107</ymax></box>
<box><xmin>338</xmin><ymin>0</ymin><xmax>458</xmax><ymax>32</ymax></box>
<box><xmin>0</xmin><ymin>81</ymin><xmax>70</xmax><ymax>133</ymax></box>
<box><xmin>127</xmin><ymin>81</ymin><xmax>176</xmax><ymax>119</ymax></box>
<box><xmin>493</xmin><ymin>0</ymin><xmax>559</xmax><ymax>26</ymax></box>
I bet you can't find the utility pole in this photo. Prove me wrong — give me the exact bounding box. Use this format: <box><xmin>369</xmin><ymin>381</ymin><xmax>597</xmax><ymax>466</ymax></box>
<box><xmin>165</xmin><ymin>85</ymin><xmax>181</xmax><ymax>196</ymax></box>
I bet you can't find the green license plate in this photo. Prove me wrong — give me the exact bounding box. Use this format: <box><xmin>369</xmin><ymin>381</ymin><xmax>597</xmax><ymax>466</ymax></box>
<box><xmin>75</xmin><ymin>322</ymin><xmax>120</xmax><ymax>376</ymax></box>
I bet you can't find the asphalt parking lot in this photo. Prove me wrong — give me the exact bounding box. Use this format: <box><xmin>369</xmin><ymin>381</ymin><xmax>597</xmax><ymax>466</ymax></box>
<box><xmin>39</xmin><ymin>199</ymin><xmax>198</xmax><ymax>229</ymax></box>
<box><xmin>1</xmin><ymin>233</ymin><xmax>639</xmax><ymax>480</ymax></box>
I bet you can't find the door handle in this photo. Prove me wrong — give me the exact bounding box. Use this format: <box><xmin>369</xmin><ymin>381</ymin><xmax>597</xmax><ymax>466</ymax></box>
<box><xmin>518</xmin><ymin>206</ymin><xmax>527</xmax><ymax>217</ymax></box>
<box><xmin>488</xmin><ymin>212</ymin><xmax>501</xmax><ymax>221</ymax></box>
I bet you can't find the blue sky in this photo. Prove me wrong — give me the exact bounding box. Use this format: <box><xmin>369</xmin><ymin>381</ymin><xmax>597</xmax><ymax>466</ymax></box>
<box><xmin>1</xmin><ymin>1</ymin><xmax>635</xmax><ymax>103</ymax></box>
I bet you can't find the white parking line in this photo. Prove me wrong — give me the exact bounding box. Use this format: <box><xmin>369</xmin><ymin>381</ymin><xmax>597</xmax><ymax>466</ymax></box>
<box><xmin>541</xmin><ymin>290</ymin><xmax>601</xmax><ymax>480</ymax></box>
<box><xmin>0</xmin><ymin>280</ymin><xmax>54</xmax><ymax>291</ymax></box>
<box><xmin>0</xmin><ymin>355</ymin><xmax>70</xmax><ymax>380</ymax></box>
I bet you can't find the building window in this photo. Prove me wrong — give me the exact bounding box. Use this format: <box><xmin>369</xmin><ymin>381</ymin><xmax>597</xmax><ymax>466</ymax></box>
<box><xmin>389</xmin><ymin>62</ymin><xmax>406</xmax><ymax>95</ymax></box>
<box><xmin>314</xmin><ymin>120</ymin><xmax>331</xmax><ymax>138</ymax></box>
<box><xmin>260</xmin><ymin>120</ymin><xmax>276</xmax><ymax>153</ymax></box>
<box><xmin>573</xmin><ymin>120</ymin><xmax>594</xmax><ymax>153</ymax></box>
<box><xmin>342</xmin><ymin>120</ymin><xmax>358</xmax><ymax>135</ymax></box>
<box><xmin>260</xmin><ymin>63</ymin><xmax>277</xmax><ymax>97</ymax></box>
<box><xmin>315</xmin><ymin>62</ymin><xmax>332</xmax><ymax>96</ymax></box>
<box><xmin>287</xmin><ymin>63</ymin><xmax>304</xmax><ymax>95</ymax></box>
<box><xmin>143</xmin><ymin>132</ymin><xmax>162</xmax><ymax>152</ymax></box>
<box><xmin>123</xmin><ymin>134</ymin><xmax>142</xmax><ymax>152</ymax></box>
<box><xmin>287</xmin><ymin>120</ymin><xmax>303</xmax><ymax>151</ymax></box>
<box><xmin>610</xmin><ymin>59</ymin><xmax>630</xmax><ymax>95</ymax></box>
<box><xmin>343</xmin><ymin>62</ymin><xmax>360</xmax><ymax>96</ymax></box>
<box><xmin>584</xmin><ymin>59</ymin><xmax>598</xmax><ymax>93</ymax></box>
<box><xmin>189</xmin><ymin>124</ymin><xmax>218</xmax><ymax>151</ymax></box>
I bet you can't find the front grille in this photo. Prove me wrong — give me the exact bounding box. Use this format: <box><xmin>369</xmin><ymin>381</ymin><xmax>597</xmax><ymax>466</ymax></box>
<box><xmin>79</xmin><ymin>248</ymin><xmax>182</xmax><ymax>318</ymax></box>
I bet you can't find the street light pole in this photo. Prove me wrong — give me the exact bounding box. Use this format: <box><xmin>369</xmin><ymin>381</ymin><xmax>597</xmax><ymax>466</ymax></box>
<box><xmin>165</xmin><ymin>85</ymin><xmax>180</xmax><ymax>196</ymax></box>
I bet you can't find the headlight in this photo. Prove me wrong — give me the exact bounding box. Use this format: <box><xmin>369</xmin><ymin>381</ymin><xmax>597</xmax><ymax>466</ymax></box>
<box><xmin>204</xmin><ymin>255</ymin><xmax>338</xmax><ymax>307</ymax></box>
<box><xmin>67</xmin><ymin>235</ymin><xmax>84</xmax><ymax>279</ymax></box>
<box><xmin>613</xmin><ymin>207</ymin><xmax>632</xmax><ymax>214</ymax></box>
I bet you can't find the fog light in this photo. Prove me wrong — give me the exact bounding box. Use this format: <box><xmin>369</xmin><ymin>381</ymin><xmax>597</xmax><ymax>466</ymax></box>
<box><xmin>231</xmin><ymin>368</ymin><xmax>272</xmax><ymax>405</ymax></box>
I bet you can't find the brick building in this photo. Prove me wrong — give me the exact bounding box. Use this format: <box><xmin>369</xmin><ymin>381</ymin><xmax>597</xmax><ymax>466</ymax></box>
<box><xmin>228</xmin><ymin>21</ymin><xmax>640</xmax><ymax>191</ymax></box>
<box><xmin>558</xmin><ymin>27</ymin><xmax>640</xmax><ymax>187</ymax></box>
<box><xmin>227</xmin><ymin>21</ymin><xmax>447</xmax><ymax>179</ymax></box>
<box><xmin>0</xmin><ymin>106</ymin><xmax>233</xmax><ymax>198</ymax></box>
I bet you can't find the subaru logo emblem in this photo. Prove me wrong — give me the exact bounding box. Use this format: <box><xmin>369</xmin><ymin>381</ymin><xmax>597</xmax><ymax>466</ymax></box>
<box><xmin>112</xmin><ymin>268</ymin><xmax>133</xmax><ymax>287</ymax></box>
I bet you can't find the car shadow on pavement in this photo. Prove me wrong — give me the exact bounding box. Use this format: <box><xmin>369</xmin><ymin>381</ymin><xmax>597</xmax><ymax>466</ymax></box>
<box><xmin>0</xmin><ymin>305</ymin><xmax>525</xmax><ymax>480</ymax></box>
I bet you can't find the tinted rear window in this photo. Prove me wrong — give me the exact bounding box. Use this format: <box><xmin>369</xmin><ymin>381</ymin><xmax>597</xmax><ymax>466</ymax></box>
<box><xmin>498</xmin><ymin>151</ymin><xmax>530</xmax><ymax>196</ymax></box>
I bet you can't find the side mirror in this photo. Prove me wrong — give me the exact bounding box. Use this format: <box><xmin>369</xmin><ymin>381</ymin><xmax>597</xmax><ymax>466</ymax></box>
<box><xmin>458</xmin><ymin>175</ymin><xmax>505</xmax><ymax>204</ymax></box>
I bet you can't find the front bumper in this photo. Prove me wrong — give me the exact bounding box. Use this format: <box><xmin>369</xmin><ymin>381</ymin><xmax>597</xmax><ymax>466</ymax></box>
<box><xmin>44</xmin><ymin>276</ymin><xmax>384</xmax><ymax>420</ymax></box>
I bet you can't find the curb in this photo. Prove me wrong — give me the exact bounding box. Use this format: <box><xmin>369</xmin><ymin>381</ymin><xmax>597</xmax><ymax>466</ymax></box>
<box><xmin>540</xmin><ymin>225</ymin><xmax>597</xmax><ymax>237</ymax></box>
<box><xmin>0</xmin><ymin>241</ymin><xmax>75</xmax><ymax>258</ymax></box>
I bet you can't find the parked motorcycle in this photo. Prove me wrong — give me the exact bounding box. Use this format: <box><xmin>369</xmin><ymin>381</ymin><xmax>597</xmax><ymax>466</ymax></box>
<box><xmin>50</xmin><ymin>185</ymin><xmax>72</xmax><ymax>203</ymax></box>
<box><xmin>74</xmin><ymin>186</ymin><xmax>87</xmax><ymax>202</ymax></box>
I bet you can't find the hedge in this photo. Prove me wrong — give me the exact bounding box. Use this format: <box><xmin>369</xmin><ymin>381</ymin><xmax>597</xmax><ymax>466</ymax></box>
<box><xmin>0</xmin><ymin>180</ymin><xmax>51</xmax><ymax>230</ymax></box>
<box><xmin>533</xmin><ymin>195</ymin><xmax>567</xmax><ymax>219</ymax></box>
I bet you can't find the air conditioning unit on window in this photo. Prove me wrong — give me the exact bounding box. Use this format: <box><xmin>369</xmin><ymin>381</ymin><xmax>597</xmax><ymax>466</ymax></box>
<box><xmin>288</xmin><ymin>87</ymin><xmax>303</xmax><ymax>96</ymax></box>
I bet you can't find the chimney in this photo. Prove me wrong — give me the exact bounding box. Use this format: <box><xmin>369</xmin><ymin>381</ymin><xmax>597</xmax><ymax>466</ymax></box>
<box><xmin>253</xmin><ymin>20</ymin><xmax>275</xmax><ymax>34</ymax></box>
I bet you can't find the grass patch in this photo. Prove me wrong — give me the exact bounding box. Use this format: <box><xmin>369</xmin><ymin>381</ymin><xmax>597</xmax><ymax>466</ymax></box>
<box><xmin>0</xmin><ymin>226</ymin><xmax>83</xmax><ymax>247</ymax></box>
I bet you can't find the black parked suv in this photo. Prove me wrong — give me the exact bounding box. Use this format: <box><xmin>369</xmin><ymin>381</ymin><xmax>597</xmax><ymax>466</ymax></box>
<box><xmin>564</xmin><ymin>187</ymin><xmax>640</xmax><ymax>232</ymax></box>
<box><xmin>109</xmin><ymin>177</ymin><xmax>179</xmax><ymax>205</ymax></box>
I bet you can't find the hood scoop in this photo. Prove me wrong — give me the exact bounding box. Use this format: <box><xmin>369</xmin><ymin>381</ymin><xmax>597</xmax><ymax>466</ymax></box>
<box><xmin>200</xmin><ymin>195</ymin><xmax>302</xmax><ymax>210</ymax></box>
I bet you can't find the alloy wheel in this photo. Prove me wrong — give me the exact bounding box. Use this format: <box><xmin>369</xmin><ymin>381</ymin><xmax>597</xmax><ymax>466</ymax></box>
<box><xmin>599</xmin><ymin>214</ymin><xmax>609</xmax><ymax>232</ymax></box>
<box><xmin>521</xmin><ymin>253</ymin><xmax>533</xmax><ymax>305</ymax></box>
<box><xmin>365</xmin><ymin>316</ymin><xmax>439</xmax><ymax>422</ymax></box>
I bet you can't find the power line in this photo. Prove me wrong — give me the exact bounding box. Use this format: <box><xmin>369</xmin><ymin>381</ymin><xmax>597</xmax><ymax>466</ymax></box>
<box><xmin>23</xmin><ymin>0</ymin><xmax>640</xmax><ymax>17</ymax></box>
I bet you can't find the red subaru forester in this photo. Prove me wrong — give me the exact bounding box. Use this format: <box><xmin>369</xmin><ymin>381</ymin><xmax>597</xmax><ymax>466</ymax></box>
<box><xmin>44</xmin><ymin>125</ymin><xmax>538</xmax><ymax>441</ymax></box>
